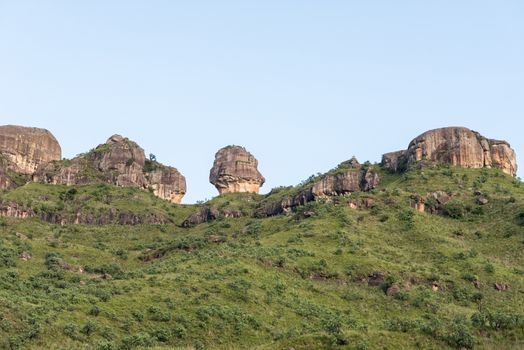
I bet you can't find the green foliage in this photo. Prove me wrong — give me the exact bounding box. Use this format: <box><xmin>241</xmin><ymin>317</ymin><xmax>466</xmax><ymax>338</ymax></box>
<box><xmin>0</xmin><ymin>166</ymin><xmax>522</xmax><ymax>349</ymax></box>
<box><xmin>443</xmin><ymin>200</ymin><xmax>466</xmax><ymax>219</ymax></box>
<box><xmin>398</xmin><ymin>209</ymin><xmax>415</xmax><ymax>229</ymax></box>
<box><xmin>59</xmin><ymin>188</ymin><xmax>77</xmax><ymax>201</ymax></box>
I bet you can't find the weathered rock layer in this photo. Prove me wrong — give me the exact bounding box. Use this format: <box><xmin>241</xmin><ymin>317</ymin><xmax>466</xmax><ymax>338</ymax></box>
<box><xmin>0</xmin><ymin>202</ymin><xmax>169</xmax><ymax>225</ymax></box>
<box><xmin>210</xmin><ymin>146</ymin><xmax>265</xmax><ymax>194</ymax></box>
<box><xmin>256</xmin><ymin>158</ymin><xmax>380</xmax><ymax>217</ymax></box>
<box><xmin>382</xmin><ymin>127</ymin><xmax>517</xmax><ymax>176</ymax></box>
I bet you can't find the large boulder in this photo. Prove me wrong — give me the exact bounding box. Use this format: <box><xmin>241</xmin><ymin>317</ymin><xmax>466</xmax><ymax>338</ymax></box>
<box><xmin>209</xmin><ymin>145</ymin><xmax>265</xmax><ymax>194</ymax></box>
<box><xmin>0</xmin><ymin>125</ymin><xmax>61</xmax><ymax>174</ymax></box>
<box><xmin>35</xmin><ymin>135</ymin><xmax>186</xmax><ymax>203</ymax></box>
<box><xmin>382</xmin><ymin>127</ymin><xmax>517</xmax><ymax>176</ymax></box>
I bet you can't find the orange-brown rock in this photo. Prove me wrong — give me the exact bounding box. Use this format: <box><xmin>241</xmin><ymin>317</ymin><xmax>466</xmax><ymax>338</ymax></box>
<box><xmin>0</xmin><ymin>125</ymin><xmax>61</xmax><ymax>174</ymax></box>
<box><xmin>146</xmin><ymin>167</ymin><xmax>186</xmax><ymax>204</ymax></box>
<box><xmin>34</xmin><ymin>135</ymin><xmax>186</xmax><ymax>203</ymax></box>
<box><xmin>382</xmin><ymin>127</ymin><xmax>517</xmax><ymax>176</ymax></box>
<box><xmin>209</xmin><ymin>146</ymin><xmax>265</xmax><ymax>194</ymax></box>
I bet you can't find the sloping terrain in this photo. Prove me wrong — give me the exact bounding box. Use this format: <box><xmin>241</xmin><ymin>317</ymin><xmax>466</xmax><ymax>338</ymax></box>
<box><xmin>0</xmin><ymin>165</ymin><xmax>523</xmax><ymax>350</ymax></box>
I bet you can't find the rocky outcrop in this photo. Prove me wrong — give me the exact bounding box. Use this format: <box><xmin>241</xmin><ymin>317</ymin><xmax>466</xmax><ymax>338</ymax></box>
<box><xmin>34</xmin><ymin>135</ymin><xmax>186</xmax><ymax>203</ymax></box>
<box><xmin>181</xmin><ymin>207</ymin><xmax>220</xmax><ymax>227</ymax></box>
<box><xmin>382</xmin><ymin>150</ymin><xmax>407</xmax><ymax>172</ymax></box>
<box><xmin>180</xmin><ymin>207</ymin><xmax>243</xmax><ymax>227</ymax></box>
<box><xmin>0</xmin><ymin>203</ymin><xmax>34</xmax><ymax>219</ymax></box>
<box><xmin>382</xmin><ymin>127</ymin><xmax>517</xmax><ymax>176</ymax></box>
<box><xmin>0</xmin><ymin>125</ymin><xmax>61</xmax><ymax>174</ymax></box>
<box><xmin>210</xmin><ymin>146</ymin><xmax>265</xmax><ymax>194</ymax></box>
<box><xmin>0</xmin><ymin>156</ymin><xmax>17</xmax><ymax>190</ymax></box>
<box><xmin>146</xmin><ymin>167</ymin><xmax>186</xmax><ymax>204</ymax></box>
<box><xmin>310</xmin><ymin>158</ymin><xmax>379</xmax><ymax>197</ymax></box>
<box><xmin>256</xmin><ymin>158</ymin><xmax>380</xmax><ymax>217</ymax></box>
<box><xmin>409</xmin><ymin>191</ymin><xmax>453</xmax><ymax>215</ymax></box>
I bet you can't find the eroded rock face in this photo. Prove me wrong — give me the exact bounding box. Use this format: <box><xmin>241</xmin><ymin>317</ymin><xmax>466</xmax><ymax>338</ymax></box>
<box><xmin>383</xmin><ymin>127</ymin><xmax>517</xmax><ymax>176</ymax></box>
<box><xmin>256</xmin><ymin>158</ymin><xmax>380</xmax><ymax>217</ymax></box>
<box><xmin>210</xmin><ymin>146</ymin><xmax>265</xmax><ymax>194</ymax></box>
<box><xmin>382</xmin><ymin>150</ymin><xmax>407</xmax><ymax>172</ymax></box>
<box><xmin>93</xmin><ymin>134</ymin><xmax>147</xmax><ymax>187</ymax></box>
<box><xmin>0</xmin><ymin>156</ymin><xmax>15</xmax><ymax>190</ymax></box>
<box><xmin>147</xmin><ymin>167</ymin><xmax>187</xmax><ymax>204</ymax></box>
<box><xmin>311</xmin><ymin>158</ymin><xmax>380</xmax><ymax>197</ymax></box>
<box><xmin>0</xmin><ymin>125</ymin><xmax>61</xmax><ymax>174</ymax></box>
<box><xmin>34</xmin><ymin>135</ymin><xmax>186</xmax><ymax>203</ymax></box>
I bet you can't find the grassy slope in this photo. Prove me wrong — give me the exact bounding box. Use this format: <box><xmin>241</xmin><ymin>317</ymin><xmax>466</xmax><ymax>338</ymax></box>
<box><xmin>0</xmin><ymin>166</ymin><xmax>523</xmax><ymax>350</ymax></box>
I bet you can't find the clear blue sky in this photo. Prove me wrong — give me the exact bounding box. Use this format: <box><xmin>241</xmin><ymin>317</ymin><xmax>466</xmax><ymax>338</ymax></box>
<box><xmin>1</xmin><ymin>1</ymin><xmax>523</xmax><ymax>203</ymax></box>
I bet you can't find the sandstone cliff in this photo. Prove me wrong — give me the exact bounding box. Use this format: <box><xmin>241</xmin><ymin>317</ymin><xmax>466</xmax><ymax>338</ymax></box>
<box><xmin>0</xmin><ymin>125</ymin><xmax>61</xmax><ymax>190</ymax></box>
<box><xmin>210</xmin><ymin>146</ymin><xmax>265</xmax><ymax>194</ymax></box>
<box><xmin>0</xmin><ymin>125</ymin><xmax>61</xmax><ymax>175</ymax></box>
<box><xmin>34</xmin><ymin>135</ymin><xmax>186</xmax><ymax>203</ymax></box>
<box><xmin>382</xmin><ymin>127</ymin><xmax>517</xmax><ymax>176</ymax></box>
<box><xmin>256</xmin><ymin>158</ymin><xmax>380</xmax><ymax>217</ymax></box>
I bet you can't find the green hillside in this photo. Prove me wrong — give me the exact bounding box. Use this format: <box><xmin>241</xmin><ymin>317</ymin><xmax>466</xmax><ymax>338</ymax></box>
<box><xmin>0</xmin><ymin>165</ymin><xmax>523</xmax><ymax>350</ymax></box>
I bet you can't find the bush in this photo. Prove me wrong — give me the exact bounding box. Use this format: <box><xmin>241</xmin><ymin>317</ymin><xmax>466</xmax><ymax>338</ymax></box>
<box><xmin>59</xmin><ymin>188</ymin><xmax>77</xmax><ymax>201</ymax></box>
<box><xmin>63</xmin><ymin>323</ymin><xmax>78</xmax><ymax>339</ymax></box>
<box><xmin>381</xmin><ymin>275</ymin><xmax>398</xmax><ymax>294</ymax></box>
<box><xmin>443</xmin><ymin>200</ymin><xmax>466</xmax><ymax>219</ymax></box>
<box><xmin>398</xmin><ymin>209</ymin><xmax>415</xmax><ymax>229</ymax></box>
<box><xmin>89</xmin><ymin>306</ymin><xmax>101</xmax><ymax>316</ymax></box>
<box><xmin>471</xmin><ymin>310</ymin><xmax>524</xmax><ymax>331</ymax></box>
<box><xmin>120</xmin><ymin>333</ymin><xmax>154</xmax><ymax>350</ymax></box>
<box><xmin>484</xmin><ymin>262</ymin><xmax>495</xmax><ymax>274</ymax></box>
<box><xmin>84</xmin><ymin>264</ymin><xmax>125</xmax><ymax>279</ymax></box>
<box><xmin>0</xmin><ymin>247</ymin><xmax>17</xmax><ymax>267</ymax></box>
<box><xmin>148</xmin><ymin>306</ymin><xmax>172</xmax><ymax>322</ymax></box>
<box><xmin>80</xmin><ymin>321</ymin><xmax>97</xmax><ymax>336</ymax></box>
<box><xmin>443</xmin><ymin>317</ymin><xmax>474</xmax><ymax>349</ymax></box>
<box><xmin>516</xmin><ymin>212</ymin><xmax>524</xmax><ymax>227</ymax></box>
<box><xmin>385</xmin><ymin>318</ymin><xmax>420</xmax><ymax>332</ymax></box>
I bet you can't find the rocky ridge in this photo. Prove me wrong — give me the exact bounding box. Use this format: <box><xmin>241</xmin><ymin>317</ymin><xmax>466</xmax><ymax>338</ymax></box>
<box><xmin>34</xmin><ymin>135</ymin><xmax>187</xmax><ymax>203</ymax></box>
<box><xmin>256</xmin><ymin>158</ymin><xmax>380</xmax><ymax>217</ymax></box>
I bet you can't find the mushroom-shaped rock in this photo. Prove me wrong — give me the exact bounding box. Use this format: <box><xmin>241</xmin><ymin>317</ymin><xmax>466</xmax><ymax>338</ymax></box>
<box><xmin>209</xmin><ymin>146</ymin><xmax>265</xmax><ymax>194</ymax></box>
<box><xmin>383</xmin><ymin>127</ymin><xmax>517</xmax><ymax>176</ymax></box>
<box><xmin>0</xmin><ymin>125</ymin><xmax>61</xmax><ymax>174</ymax></box>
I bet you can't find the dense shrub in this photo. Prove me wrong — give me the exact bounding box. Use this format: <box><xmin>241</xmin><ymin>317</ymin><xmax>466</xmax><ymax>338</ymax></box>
<box><xmin>471</xmin><ymin>310</ymin><xmax>524</xmax><ymax>331</ymax></box>
<box><xmin>443</xmin><ymin>200</ymin><xmax>466</xmax><ymax>219</ymax></box>
<box><xmin>443</xmin><ymin>317</ymin><xmax>474</xmax><ymax>349</ymax></box>
<box><xmin>398</xmin><ymin>209</ymin><xmax>415</xmax><ymax>229</ymax></box>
